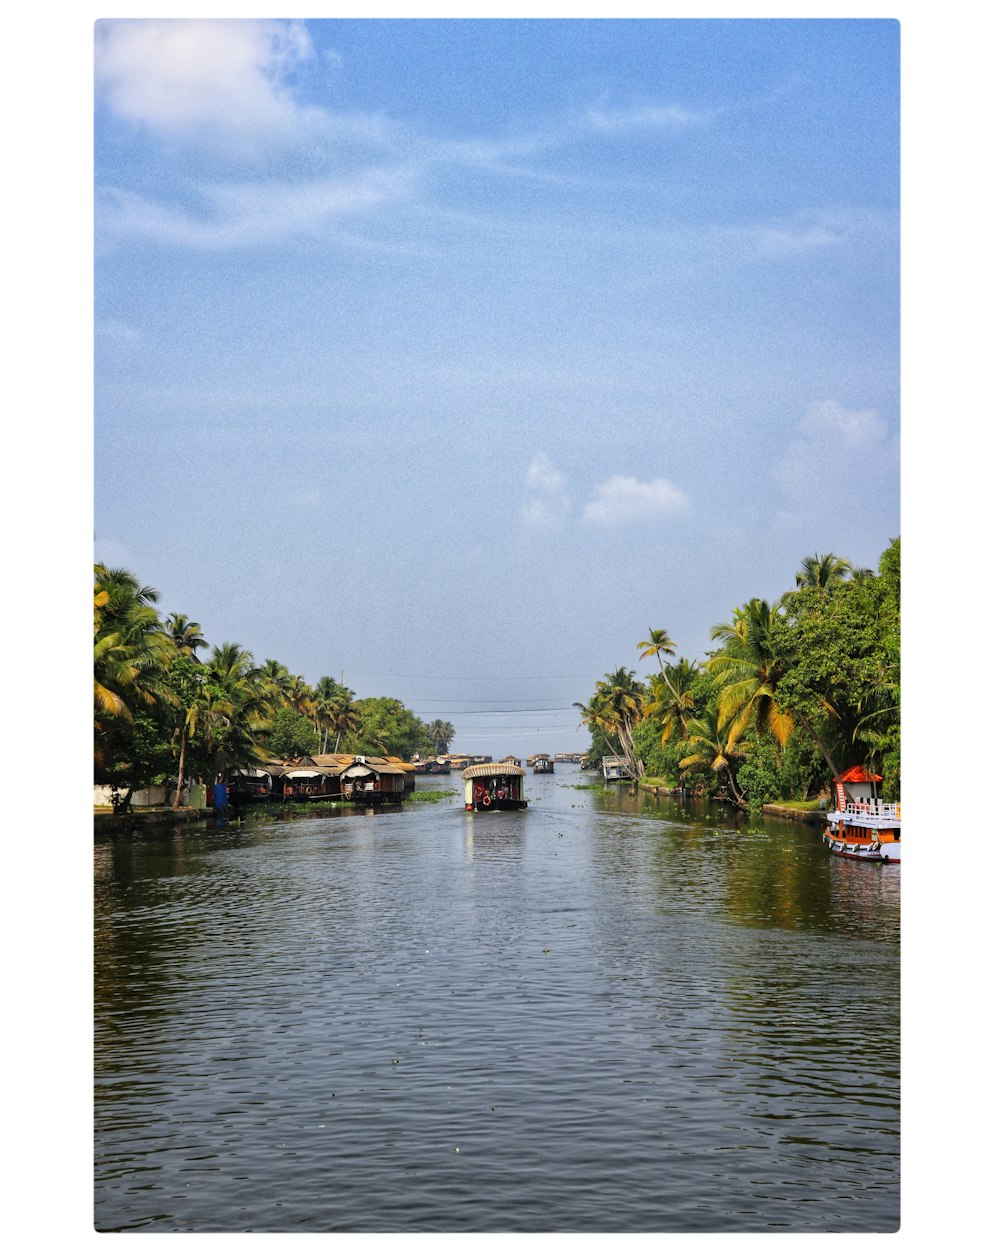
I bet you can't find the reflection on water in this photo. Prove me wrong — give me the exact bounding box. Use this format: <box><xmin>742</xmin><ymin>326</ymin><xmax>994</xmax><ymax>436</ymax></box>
<box><xmin>95</xmin><ymin>774</ymin><xmax>899</xmax><ymax>1233</ymax></box>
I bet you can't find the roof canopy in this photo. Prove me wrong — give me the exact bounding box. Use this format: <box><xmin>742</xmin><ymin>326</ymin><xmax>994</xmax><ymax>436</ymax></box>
<box><xmin>462</xmin><ymin>762</ymin><xmax>526</xmax><ymax>779</ymax></box>
<box><xmin>343</xmin><ymin>762</ymin><xmax>405</xmax><ymax>777</ymax></box>
<box><xmin>838</xmin><ymin>765</ymin><xmax>883</xmax><ymax>783</ymax></box>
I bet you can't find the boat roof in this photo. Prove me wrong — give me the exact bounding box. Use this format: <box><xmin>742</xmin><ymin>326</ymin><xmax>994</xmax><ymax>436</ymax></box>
<box><xmin>462</xmin><ymin>762</ymin><xmax>526</xmax><ymax>779</ymax></box>
<box><xmin>342</xmin><ymin>762</ymin><xmax>406</xmax><ymax>776</ymax></box>
<box><xmin>838</xmin><ymin>765</ymin><xmax>883</xmax><ymax>783</ymax></box>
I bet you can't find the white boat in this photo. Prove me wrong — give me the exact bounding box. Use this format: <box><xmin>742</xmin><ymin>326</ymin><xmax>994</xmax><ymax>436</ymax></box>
<box><xmin>823</xmin><ymin>766</ymin><xmax>900</xmax><ymax>863</ymax></box>
<box><xmin>602</xmin><ymin>755</ymin><xmax>633</xmax><ymax>781</ymax></box>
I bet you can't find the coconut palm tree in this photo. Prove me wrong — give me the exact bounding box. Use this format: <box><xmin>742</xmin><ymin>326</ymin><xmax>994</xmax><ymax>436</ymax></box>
<box><xmin>329</xmin><ymin>692</ymin><xmax>361</xmax><ymax>753</ymax></box>
<box><xmin>427</xmin><ymin>720</ymin><xmax>456</xmax><ymax>755</ymax></box>
<box><xmin>794</xmin><ymin>552</ymin><xmax>853</xmax><ymax>591</ymax></box>
<box><xmin>678</xmin><ymin>715</ymin><xmax>747</xmax><ymax>808</ymax></box>
<box><xmin>636</xmin><ymin>627</ymin><xmax>677</xmax><ymax>674</ymax></box>
<box><xmin>162</xmin><ymin>613</ymin><xmax>207</xmax><ymax>658</ymax></box>
<box><xmin>708</xmin><ymin>598</ymin><xmax>840</xmax><ymax>778</ymax></box>
<box><xmin>93</xmin><ymin>564</ymin><xmax>170</xmax><ymax>733</ymax></box>
<box><xmin>313</xmin><ymin>676</ymin><xmax>352</xmax><ymax>753</ymax></box>
<box><xmin>645</xmin><ymin>658</ymin><xmax>699</xmax><ymax>743</ymax></box>
<box><xmin>577</xmin><ymin>668</ymin><xmax>647</xmax><ymax>778</ymax></box>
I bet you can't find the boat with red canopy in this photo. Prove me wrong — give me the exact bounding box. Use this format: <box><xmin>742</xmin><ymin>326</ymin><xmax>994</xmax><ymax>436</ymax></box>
<box><xmin>824</xmin><ymin>766</ymin><xmax>900</xmax><ymax>863</ymax></box>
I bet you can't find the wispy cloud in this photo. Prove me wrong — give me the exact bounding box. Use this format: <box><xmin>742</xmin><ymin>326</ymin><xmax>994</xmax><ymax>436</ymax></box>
<box><xmin>98</xmin><ymin>166</ymin><xmax>416</xmax><ymax>250</ymax></box>
<box><xmin>774</xmin><ymin>399</ymin><xmax>898</xmax><ymax>518</ymax></box>
<box><xmin>583</xmin><ymin>474</ymin><xmax>689</xmax><ymax>526</ymax></box>
<box><xmin>583</xmin><ymin>102</ymin><xmax>717</xmax><ymax>135</ymax></box>
<box><xmin>95</xmin><ymin>19</ymin><xmax>722</xmax><ymax>252</ymax></box>
<box><xmin>520</xmin><ymin>452</ymin><xmax>570</xmax><ymax>530</ymax></box>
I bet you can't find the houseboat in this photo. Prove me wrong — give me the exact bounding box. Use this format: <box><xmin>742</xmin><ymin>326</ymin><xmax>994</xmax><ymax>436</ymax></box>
<box><xmin>278</xmin><ymin>761</ymin><xmax>340</xmax><ymax>801</ymax></box>
<box><xmin>823</xmin><ymin>766</ymin><xmax>900</xmax><ymax>863</ymax></box>
<box><xmin>602</xmin><ymin>755</ymin><xmax>633</xmax><ymax>781</ymax></box>
<box><xmin>340</xmin><ymin>757</ymin><xmax>406</xmax><ymax>804</ymax></box>
<box><xmin>226</xmin><ymin>766</ymin><xmax>273</xmax><ymax>804</ymax></box>
<box><xmin>532</xmin><ymin>754</ymin><xmax>555</xmax><ymax>774</ymax></box>
<box><xmin>461</xmin><ymin>761</ymin><xmax>528</xmax><ymax>812</ymax></box>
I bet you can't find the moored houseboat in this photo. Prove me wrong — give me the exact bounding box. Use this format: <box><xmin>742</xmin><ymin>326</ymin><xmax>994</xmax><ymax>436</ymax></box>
<box><xmin>340</xmin><ymin>757</ymin><xmax>407</xmax><ymax>804</ymax></box>
<box><xmin>226</xmin><ymin>766</ymin><xmax>273</xmax><ymax>804</ymax></box>
<box><xmin>461</xmin><ymin>762</ymin><xmax>528</xmax><ymax>812</ymax></box>
<box><xmin>823</xmin><ymin>766</ymin><xmax>900</xmax><ymax>863</ymax></box>
<box><xmin>278</xmin><ymin>760</ymin><xmax>341</xmax><ymax>801</ymax></box>
<box><xmin>602</xmin><ymin>755</ymin><xmax>633</xmax><ymax>781</ymax></box>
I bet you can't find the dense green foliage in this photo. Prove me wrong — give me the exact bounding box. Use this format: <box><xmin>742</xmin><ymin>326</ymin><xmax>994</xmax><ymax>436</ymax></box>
<box><xmin>93</xmin><ymin>563</ymin><xmax>437</xmax><ymax>810</ymax></box>
<box><xmin>577</xmin><ymin>539</ymin><xmax>900</xmax><ymax>811</ymax></box>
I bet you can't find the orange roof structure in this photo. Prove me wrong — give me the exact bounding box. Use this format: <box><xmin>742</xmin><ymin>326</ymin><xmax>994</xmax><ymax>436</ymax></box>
<box><xmin>838</xmin><ymin>765</ymin><xmax>883</xmax><ymax>783</ymax></box>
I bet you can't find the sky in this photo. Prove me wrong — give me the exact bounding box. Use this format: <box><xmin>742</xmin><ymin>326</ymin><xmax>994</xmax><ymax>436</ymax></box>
<box><xmin>92</xmin><ymin>15</ymin><xmax>900</xmax><ymax>758</ymax></box>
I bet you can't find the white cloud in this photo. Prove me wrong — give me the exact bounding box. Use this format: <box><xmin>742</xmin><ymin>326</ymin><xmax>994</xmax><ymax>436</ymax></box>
<box><xmin>774</xmin><ymin>400</ymin><xmax>898</xmax><ymax>509</ymax></box>
<box><xmin>582</xmin><ymin>475</ymin><xmax>689</xmax><ymax>526</ymax></box>
<box><xmin>520</xmin><ymin>452</ymin><xmax>570</xmax><ymax>530</ymax></box>
<box><xmin>94</xmin><ymin>19</ymin><xmax>323</xmax><ymax>155</ymax></box>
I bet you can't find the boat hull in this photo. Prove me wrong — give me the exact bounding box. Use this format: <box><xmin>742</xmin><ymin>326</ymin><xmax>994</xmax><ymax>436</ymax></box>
<box><xmin>822</xmin><ymin>827</ymin><xmax>900</xmax><ymax>863</ymax></box>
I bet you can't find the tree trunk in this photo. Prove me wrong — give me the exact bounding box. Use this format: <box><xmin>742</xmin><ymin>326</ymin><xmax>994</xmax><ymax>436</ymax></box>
<box><xmin>794</xmin><ymin>710</ymin><xmax>840</xmax><ymax>781</ymax></box>
<box><xmin>172</xmin><ymin>724</ymin><xmax>188</xmax><ymax>810</ymax></box>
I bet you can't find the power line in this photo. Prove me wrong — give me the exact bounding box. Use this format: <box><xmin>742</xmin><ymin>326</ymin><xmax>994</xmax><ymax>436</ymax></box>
<box><xmin>345</xmin><ymin>670</ymin><xmax>593</xmax><ymax>681</ymax></box>
<box><xmin>411</xmin><ymin>705</ymin><xmax>579</xmax><ymax>715</ymax></box>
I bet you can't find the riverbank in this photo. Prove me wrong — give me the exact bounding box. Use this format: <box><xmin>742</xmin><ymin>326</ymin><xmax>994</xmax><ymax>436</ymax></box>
<box><xmin>637</xmin><ymin>779</ymin><xmax>827</xmax><ymax>827</ymax></box>
<box><xmin>761</xmin><ymin>803</ymin><xmax>828</xmax><ymax>827</ymax></box>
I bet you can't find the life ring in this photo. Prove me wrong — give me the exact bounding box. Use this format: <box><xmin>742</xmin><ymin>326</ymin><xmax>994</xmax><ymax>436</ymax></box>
<box><xmin>481</xmin><ymin>793</ymin><xmax>491</xmax><ymax>807</ymax></box>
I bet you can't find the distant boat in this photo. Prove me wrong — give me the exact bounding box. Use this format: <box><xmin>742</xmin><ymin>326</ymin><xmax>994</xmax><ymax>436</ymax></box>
<box><xmin>532</xmin><ymin>754</ymin><xmax>554</xmax><ymax>774</ymax></box>
<box><xmin>823</xmin><ymin>766</ymin><xmax>900</xmax><ymax>863</ymax></box>
<box><xmin>461</xmin><ymin>762</ymin><xmax>528</xmax><ymax>812</ymax></box>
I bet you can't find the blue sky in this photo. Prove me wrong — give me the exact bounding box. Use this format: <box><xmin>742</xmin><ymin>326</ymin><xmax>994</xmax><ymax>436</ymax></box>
<box><xmin>93</xmin><ymin>16</ymin><xmax>899</xmax><ymax>756</ymax></box>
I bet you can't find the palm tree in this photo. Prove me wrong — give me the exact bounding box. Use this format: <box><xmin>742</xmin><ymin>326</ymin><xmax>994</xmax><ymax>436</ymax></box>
<box><xmin>636</xmin><ymin>627</ymin><xmax>677</xmax><ymax>674</ymax></box>
<box><xmin>162</xmin><ymin>612</ymin><xmax>207</xmax><ymax>659</ymax></box>
<box><xmin>707</xmin><ymin>599</ymin><xmax>795</xmax><ymax>757</ymax></box>
<box><xmin>427</xmin><ymin>720</ymin><xmax>456</xmax><ymax>755</ymax></box>
<box><xmin>573</xmin><ymin>691</ymin><xmax>618</xmax><ymax>758</ymax></box>
<box><xmin>93</xmin><ymin>564</ymin><xmax>170</xmax><ymax>745</ymax></box>
<box><xmin>794</xmin><ymin>552</ymin><xmax>853</xmax><ymax>591</ymax></box>
<box><xmin>678</xmin><ymin>715</ymin><xmax>747</xmax><ymax>808</ymax></box>
<box><xmin>708</xmin><ymin>598</ymin><xmax>839</xmax><ymax>778</ymax></box>
<box><xmin>313</xmin><ymin>676</ymin><xmax>352</xmax><ymax>753</ymax></box>
<box><xmin>577</xmin><ymin>667</ymin><xmax>647</xmax><ymax>778</ymax></box>
<box><xmin>329</xmin><ymin>691</ymin><xmax>361</xmax><ymax>752</ymax></box>
<box><xmin>645</xmin><ymin>658</ymin><xmax>699</xmax><ymax>743</ymax></box>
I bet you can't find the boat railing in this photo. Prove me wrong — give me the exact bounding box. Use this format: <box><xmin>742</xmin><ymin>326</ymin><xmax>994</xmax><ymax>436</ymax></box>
<box><xmin>828</xmin><ymin>800</ymin><xmax>901</xmax><ymax>824</ymax></box>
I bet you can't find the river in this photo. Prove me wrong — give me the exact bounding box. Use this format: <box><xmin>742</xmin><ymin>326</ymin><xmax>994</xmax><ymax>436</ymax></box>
<box><xmin>94</xmin><ymin>771</ymin><xmax>900</xmax><ymax>1233</ymax></box>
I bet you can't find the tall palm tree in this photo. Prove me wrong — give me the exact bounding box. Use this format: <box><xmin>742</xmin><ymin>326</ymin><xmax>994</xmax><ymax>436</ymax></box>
<box><xmin>794</xmin><ymin>552</ymin><xmax>853</xmax><ymax>591</ymax></box>
<box><xmin>329</xmin><ymin>691</ymin><xmax>361</xmax><ymax>752</ymax></box>
<box><xmin>636</xmin><ymin>627</ymin><xmax>677</xmax><ymax>674</ymax></box>
<box><xmin>645</xmin><ymin>658</ymin><xmax>699</xmax><ymax>743</ymax></box>
<box><xmin>427</xmin><ymin>719</ymin><xmax>456</xmax><ymax>755</ymax></box>
<box><xmin>708</xmin><ymin>598</ymin><xmax>839</xmax><ymax>777</ymax></box>
<box><xmin>577</xmin><ymin>668</ymin><xmax>647</xmax><ymax>778</ymax></box>
<box><xmin>93</xmin><ymin>564</ymin><xmax>170</xmax><ymax>734</ymax></box>
<box><xmin>313</xmin><ymin>676</ymin><xmax>352</xmax><ymax>753</ymax></box>
<box><xmin>708</xmin><ymin>599</ymin><xmax>794</xmax><ymax>757</ymax></box>
<box><xmin>162</xmin><ymin>612</ymin><xmax>207</xmax><ymax>659</ymax></box>
<box><xmin>167</xmin><ymin>615</ymin><xmax>203</xmax><ymax>656</ymax></box>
